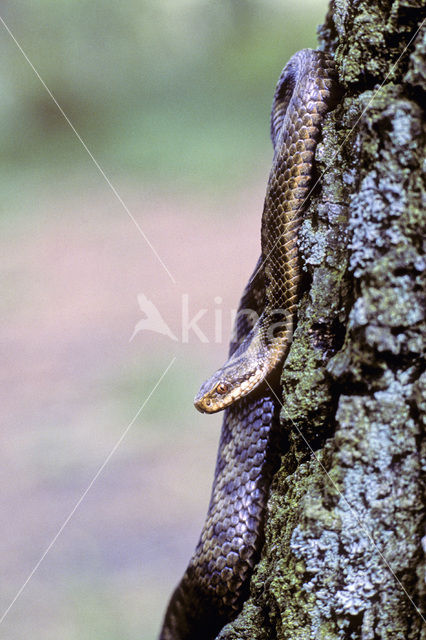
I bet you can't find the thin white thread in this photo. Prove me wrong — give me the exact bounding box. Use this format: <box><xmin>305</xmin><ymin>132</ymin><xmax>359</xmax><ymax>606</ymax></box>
<box><xmin>0</xmin><ymin>356</ymin><xmax>177</xmax><ymax>625</ymax></box>
<box><xmin>0</xmin><ymin>15</ymin><xmax>176</xmax><ymax>284</ymax></box>
<box><xmin>250</xmin><ymin>18</ymin><xmax>426</xmax><ymax>285</ymax></box>
<box><xmin>264</xmin><ymin>378</ymin><xmax>426</xmax><ymax>624</ymax></box>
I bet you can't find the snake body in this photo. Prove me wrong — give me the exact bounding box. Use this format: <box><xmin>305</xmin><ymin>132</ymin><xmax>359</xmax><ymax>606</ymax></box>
<box><xmin>160</xmin><ymin>49</ymin><xmax>338</xmax><ymax>640</ymax></box>
<box><xmin>160</xmin><ymin>263</ymin><xmax>282</xmax><ymax>640</ymax></box>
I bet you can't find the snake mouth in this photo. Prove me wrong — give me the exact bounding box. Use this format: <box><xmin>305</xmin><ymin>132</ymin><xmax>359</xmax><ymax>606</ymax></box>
<box><xmin>194</xmin><ymin>397</ymin><xmax>227</xmax><ymax>414</ymax></box>
<box><xmin>194</xmin><ymin>369</ymin><xmax>267</xmax><ymax>414</ymax></box>
<box><xmin>194</xmin><ymin>388</ymin><xmax>238</xmax><ymax>413</ymax></box>
<box><xmin>193</xmin><ymin>398</ymin><xmax>207</xmax><ymax>413</ymax></box>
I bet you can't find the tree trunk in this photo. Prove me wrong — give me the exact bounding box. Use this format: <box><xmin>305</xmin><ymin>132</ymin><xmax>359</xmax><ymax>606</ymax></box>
<box><xmin>217</xmin><ymin>1</ymin><xmax>425</xmax><ymax>638</ymax></box>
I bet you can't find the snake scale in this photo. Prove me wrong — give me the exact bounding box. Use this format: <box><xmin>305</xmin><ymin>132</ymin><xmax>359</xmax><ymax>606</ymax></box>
<box><xmin>159</xmin><ymin>49</ymin><xmax>338</xmax><ymax>640</ymax></box>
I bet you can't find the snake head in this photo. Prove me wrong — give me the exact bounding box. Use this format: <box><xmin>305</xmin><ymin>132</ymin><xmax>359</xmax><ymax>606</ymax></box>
<box><xmin>194</xmin><ymin>364</ymin><xmax>265</xmax><ymax>414</ymax></box>
<box><xmin>194</xmin><ymin>374</ymin><xmax>234</xmax><ymax>413</ymax></box>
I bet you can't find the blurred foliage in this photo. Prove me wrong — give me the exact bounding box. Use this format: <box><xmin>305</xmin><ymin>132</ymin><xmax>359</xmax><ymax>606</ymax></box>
<box><xmin>0</xmin><ymin>3</ymin><xmax>330</xmax><ymax>639</ymax></box>
<box><xmin>0</xmin><ymin>0</ymin><xmax>328</xmax><ymax>199</ymax></box>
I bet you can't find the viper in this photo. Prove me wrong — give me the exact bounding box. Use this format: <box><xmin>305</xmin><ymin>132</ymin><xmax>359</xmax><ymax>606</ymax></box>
<box><xmin>159</xmin><ymin>49</ymin><xmax>338</xmax><ymax>640</ymax></box>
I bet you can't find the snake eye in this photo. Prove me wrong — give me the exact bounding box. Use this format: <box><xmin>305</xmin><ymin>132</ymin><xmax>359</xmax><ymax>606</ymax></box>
<box><xmin>216</xmin><ymin>382</ymin><xmax>228</xmax><ymax>395</ymax></box>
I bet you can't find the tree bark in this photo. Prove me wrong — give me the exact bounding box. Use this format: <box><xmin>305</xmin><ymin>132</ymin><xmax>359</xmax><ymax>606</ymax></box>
<box><xmin>217</xmin><ymin>1</ymin><xmax>425</xmax><ymax>638</ymax></box>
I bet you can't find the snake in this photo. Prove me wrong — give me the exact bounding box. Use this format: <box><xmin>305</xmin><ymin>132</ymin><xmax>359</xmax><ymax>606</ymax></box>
<box><xmin>159</xmin><ymin>49</ymin><xmax>338</xmax><ymax>640</ymax></box>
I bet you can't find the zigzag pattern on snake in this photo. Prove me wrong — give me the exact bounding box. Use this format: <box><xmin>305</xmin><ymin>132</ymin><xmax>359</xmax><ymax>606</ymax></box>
<box><xmin>159</xmin><ymin>49</ymin><xmax>339</xmax><ymax>640</ymax></box>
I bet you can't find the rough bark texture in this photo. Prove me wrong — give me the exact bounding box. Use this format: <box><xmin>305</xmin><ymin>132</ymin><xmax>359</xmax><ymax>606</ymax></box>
<box><xmin>217</xmin><ymin>1</ymin><xmax>425</xmax><ymax>638</ymax></box>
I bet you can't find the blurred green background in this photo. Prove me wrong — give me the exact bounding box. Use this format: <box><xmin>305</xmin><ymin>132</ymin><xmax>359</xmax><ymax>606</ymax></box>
<box><xmin>0</xmin><ymin>1</ymin><xmax>328</xmax><ymax>638</ymax></box>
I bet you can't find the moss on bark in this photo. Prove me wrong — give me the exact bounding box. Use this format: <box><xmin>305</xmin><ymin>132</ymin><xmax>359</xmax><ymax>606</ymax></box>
<box><xmin>217</xmin><ymin>1</ymin><xmax>425</xmax><ymax>638</ymax></box>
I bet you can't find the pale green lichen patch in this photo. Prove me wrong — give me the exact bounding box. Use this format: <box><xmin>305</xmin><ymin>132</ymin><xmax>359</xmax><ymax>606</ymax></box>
<box><xmin>404</xmin><ymin>19</ymin><xmax>426</xmax><ymax>90</ymax></box>
<box><xmin>322</xmin><ymin>0</ymin><xmax>425</xmax><ymax>86</ymax></box>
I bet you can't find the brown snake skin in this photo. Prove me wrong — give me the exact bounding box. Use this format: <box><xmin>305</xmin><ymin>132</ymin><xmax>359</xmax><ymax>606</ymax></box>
<box><xmin>159</xmin><ymin>49</ymin><xmax>338</xmax><ymax>640</ymax></box>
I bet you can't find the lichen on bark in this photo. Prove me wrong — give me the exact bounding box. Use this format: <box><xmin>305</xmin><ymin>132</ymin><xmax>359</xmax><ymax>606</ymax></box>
<box><xmin>217</xmin><ymin>1</ymin><xmax>425</xmax><ymax>638</ymax></box>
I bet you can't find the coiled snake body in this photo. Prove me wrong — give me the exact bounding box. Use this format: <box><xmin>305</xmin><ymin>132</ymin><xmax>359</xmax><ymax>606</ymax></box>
<box><xmin>160</xmin><ymin>49</ymin><xmax>338</xmax><ymax>640</ymax></box>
